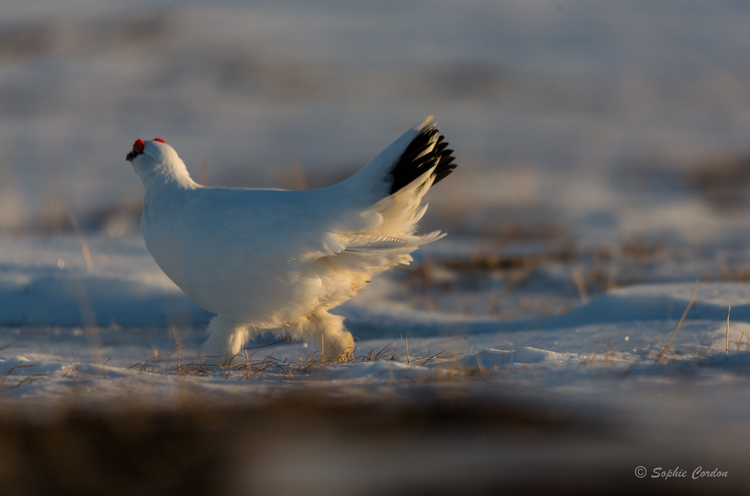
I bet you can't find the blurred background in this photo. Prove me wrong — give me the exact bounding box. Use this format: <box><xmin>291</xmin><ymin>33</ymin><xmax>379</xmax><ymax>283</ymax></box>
<box><xmin>4</xmin><ymin>2</ymin><xmax>750</xmax><ymax>494</ymax></box>
<box><xmin>3</xmin><ymin>0</ymin><xmax>750</xmax><ymax>249</ymax></box>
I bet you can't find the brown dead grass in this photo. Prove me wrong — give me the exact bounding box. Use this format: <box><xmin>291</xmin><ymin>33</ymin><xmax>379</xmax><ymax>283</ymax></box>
<box><xmin>129</xmin><ymin>340</ymin><xmax>460</xmax><ymax>381</ymax></box>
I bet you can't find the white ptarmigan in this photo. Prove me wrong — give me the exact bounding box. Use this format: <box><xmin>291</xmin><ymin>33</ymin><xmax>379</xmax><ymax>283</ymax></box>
<box><xmin>126</xmin><ymin>116</ymin><xmax>456</xmax><ymax>365</ymax></box>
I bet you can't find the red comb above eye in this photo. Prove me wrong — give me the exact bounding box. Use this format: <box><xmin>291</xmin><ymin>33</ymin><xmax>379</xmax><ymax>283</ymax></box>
<box><xmin>133</xmin><ymin>139</ymin><xmax>145</xmax><ymax>152</ymax></box>
<box><xmin>152</xmin><ymin>138</ymin><xmax>165</xmax><ymax>143</ymax></box>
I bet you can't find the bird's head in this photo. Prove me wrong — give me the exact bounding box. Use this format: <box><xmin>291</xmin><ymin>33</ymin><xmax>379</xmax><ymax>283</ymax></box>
<box><xmin>126</xmin><ymin>138</ymin><xmax>196</xmax><ymax>188</ymax></box>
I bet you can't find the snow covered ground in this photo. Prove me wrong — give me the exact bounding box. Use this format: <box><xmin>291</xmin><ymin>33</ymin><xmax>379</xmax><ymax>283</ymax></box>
<box><xmin>3</xmin><ymin>0</ymin><xmax>750</xmax><ymax>493</ymax></box>
<box><xmin>2</xmin><ymin>232</ymin><xmax>750</xmax><ymax>401</ymax></box>
<box><xmin>2</xmin><ymin>234</ymin><xmax>750</xmax><ymax>494</ymax></box>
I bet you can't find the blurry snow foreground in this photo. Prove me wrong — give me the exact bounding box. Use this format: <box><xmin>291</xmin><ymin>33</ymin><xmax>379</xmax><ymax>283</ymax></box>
<box><xmin>126</xmin><ymin>116</ymin><xmax>456</xmax><ymax>365</ymax></box>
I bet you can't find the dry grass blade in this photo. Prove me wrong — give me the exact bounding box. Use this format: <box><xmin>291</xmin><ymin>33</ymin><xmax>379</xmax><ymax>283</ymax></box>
<box><xmin>738</xmin><ymin>332</ymin><xmax>750</xmax><ymax>351</ymax></box>
<box><xmin>657</xmin><ymin>280</ymin><xmax>698</xmax><ymax>363</ymax></box>
<box><xmin>0</xmin><ymin>362</ymin><xmax>40</xmax><ymax>392</ymax></box>
<box><xmin>474</xmin><ymin>353</ymin><xmax>485</xmax><ymax>376</ymax></box>
<box><xmin>244</xmin><ymin>337</ymin><xmax>290</xmax><ymax>351</ymax></box>
<box><xmin>570</xmin><ymin>263</ymin><xmax>590</xmax><ymax>304</ymax></box>
<box><xmin>697</xmin><ymin>336</ymin><xmax>714</xmax><ymax>363</ymax></box>
<box><xmin>726</xmin><ymin>305</ymin><xmax>731</xmax><ymax>356</ymax></box>
<box><xmin>67</xmin><ymin>210</ymin><xmax>94</xmax><ymax>271</ymax></box>
<box><xmin>401</xmin><ymin>334</ymin><xmax>410</xmax><ymax>365</ymax></box>
<box><xmin>505</xmin><ymin>340</ymin><xmax>514</xmax><ymax>366</ymax></box>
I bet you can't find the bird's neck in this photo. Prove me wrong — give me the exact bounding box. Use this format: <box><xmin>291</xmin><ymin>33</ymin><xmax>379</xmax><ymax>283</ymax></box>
<box><xmin>142</xmin><ymin>165</ymin><xmax>200</xmax><ymax>212</ymax></box>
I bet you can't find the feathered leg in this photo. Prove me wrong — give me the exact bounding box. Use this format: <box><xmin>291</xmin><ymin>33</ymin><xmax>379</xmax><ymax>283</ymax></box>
<box><xmin>280</xmin><ymin>311</ymin><xmax>354</xmax><ymax>362</ymax></box>
<box><xmin>202</xmin><ymin>312</ymin><xmax>353</xmax><ymax>365</ymax></box>
<box><xmin>201</xmin><ymin>315</ymin><xmax>250</xmax><ymax>365</ymax></box>
<box><xmin>312</xmin><ymin>311</ymin><xmax>354</xmax><ymax>362</ymax></box>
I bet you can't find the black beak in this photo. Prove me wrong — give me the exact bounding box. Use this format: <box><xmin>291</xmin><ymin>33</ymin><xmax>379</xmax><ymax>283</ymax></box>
<box><xmin>126</xmin><ymin>150</ymin><xmax>143</xmax><ymax>162</ymax></box>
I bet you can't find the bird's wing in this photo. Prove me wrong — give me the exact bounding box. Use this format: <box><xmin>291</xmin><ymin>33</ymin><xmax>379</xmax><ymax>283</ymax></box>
<box><xmin>174</xmin><ymin>187</ymin><xmax>344</xmax><ymax>269</ymax></box>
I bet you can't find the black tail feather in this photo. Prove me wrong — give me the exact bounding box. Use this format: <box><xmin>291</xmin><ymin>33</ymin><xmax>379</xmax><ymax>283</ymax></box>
<box><xmin>389</xmin><ymin>124</ymin><xmax>458</xmax><ymax>195</ymax></box>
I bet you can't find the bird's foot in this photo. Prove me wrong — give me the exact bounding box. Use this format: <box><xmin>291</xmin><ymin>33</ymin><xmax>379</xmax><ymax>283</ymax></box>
<box><xmin>321</xmin><ymin>332</ymin><xmax>355</xmax><ymax>362</ymax></box>
<box><xmin>201</xmin><ymin>316</ymin><xmax>250</xmax><ymax>367</ymax></box>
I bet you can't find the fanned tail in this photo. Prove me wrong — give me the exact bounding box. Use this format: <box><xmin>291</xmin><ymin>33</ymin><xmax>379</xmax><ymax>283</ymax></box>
<box><xmin>298</xmin><ymin>117</ymin><xmax>458</xmax><ymax>312</ymax></box>
<box><xmin>389</xmin><ymin>116</ymin><xmax>457</xmax><ymax>194</ymax></box>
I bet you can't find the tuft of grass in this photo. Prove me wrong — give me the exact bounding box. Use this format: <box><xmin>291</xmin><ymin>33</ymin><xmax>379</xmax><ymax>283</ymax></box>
<box><xmin>130</xmin><ymin>340</ymin><xmax>459</xmax><ymax>382</ymax></box>
<box><xmin>0</xmin><ymin>362</ymin><xmax>43</xmax><ymax>392</ymax></box>
<box><xmin>579</xmin><ymin>338</ymin><xmax>621</xmax><ymax>369</ymax></box>
<box><xmin>593</xmin><ymin>317</ymin><xmax>750</xmax><ymax>377</ymax></box>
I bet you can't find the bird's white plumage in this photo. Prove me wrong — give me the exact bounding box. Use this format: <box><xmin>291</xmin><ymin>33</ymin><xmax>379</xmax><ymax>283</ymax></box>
<box><xmin>128</xmin><ymin>116</ymin><xmax>454</xmax><ymax>364</ymax></box>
